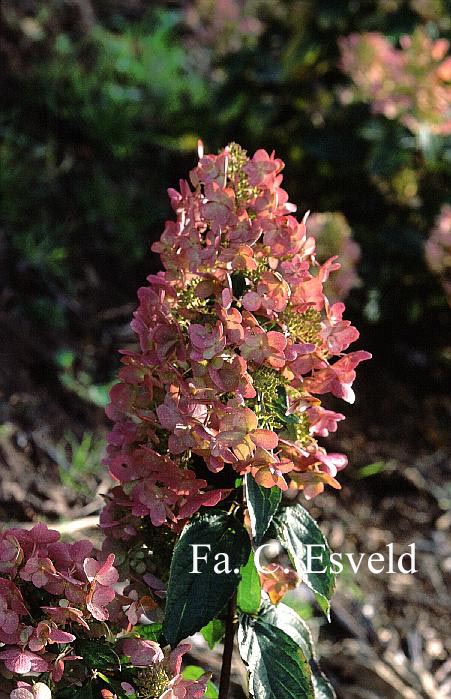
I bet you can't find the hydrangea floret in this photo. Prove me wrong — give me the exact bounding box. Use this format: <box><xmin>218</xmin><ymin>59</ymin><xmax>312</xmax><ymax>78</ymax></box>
<box><xmin>307</xmin><ymin>212</ymin><xmax>361</xmax><ymax>301</ymax></box>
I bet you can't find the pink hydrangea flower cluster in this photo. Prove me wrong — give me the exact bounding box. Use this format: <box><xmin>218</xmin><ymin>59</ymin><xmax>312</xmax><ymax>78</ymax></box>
<box><xmin>425</xmin><ymin>203</ymin><xmax>451</xmax><ymax>303</ymax></box>
<box><xmin>102</xmin><ymin>141</ymin><xmax>370</xmax><ymax>535</ymax></box>
<box><xmin>0</xmin><ymin>523</ymin><xmax>205</xmax><ymax>697</ymax></box>
<box><xmin>339</xmin><ymin>28</ymin><xmax>451</xmax><ymax>135</ymax></box>
<box><xmin>306</xmin><ymin>212</ymin><xmax>361</xmax><ymax>301</ymax></box>
<box><xmin>0</xmin><ymin>523</ymin><xmax>123</xmax><ymax>688</ymax></box>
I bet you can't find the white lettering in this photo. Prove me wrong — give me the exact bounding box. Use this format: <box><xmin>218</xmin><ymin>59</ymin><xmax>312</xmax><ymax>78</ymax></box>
<box><xmin>345</xmin><ymin>552</ymin><xmax>366</xmax><ymax>574</ymax></box>
<box><xmin>254</xmin><ymin>544</ymin><xmax>277</xmax><ymax>574</ymax></box>
<box><xmin>398</xmin><ymin>544</ymin><xmax>417</xmax><ymax>574</ymax></box>
<box><xmin>214</xmin><ymin>552</ymin><xmax>231</xmax><ymax>574</ymax></box>
<box><xmin>386</xmin><ymin>543</ymin><xmax>395</xmax><ymax>574</ymax></box>
<box><xmin>190</xmin><ymin>544</ymin><xmax>211</xmax><ymax>573</ymax></box>
<box><xmin>306</xmin><ymin>545</ymin><xmax>326</xmax><ymax>574</ymax></box>
<box><xmin>367</xmin><ymin>552</ymin><xmax>385</xmax><ymax>574</ymax></box>
<box><xmin>329</xmin><ymin>552</ymin><xmax>344</xmax><ymax>575</ymax></box>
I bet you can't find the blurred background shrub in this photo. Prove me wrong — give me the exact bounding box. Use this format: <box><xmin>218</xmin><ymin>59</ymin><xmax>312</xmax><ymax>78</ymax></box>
<box><xmin>1</xmin><ymin>0</ymin><xmax>450</xmax><ymax>389</ymax></box>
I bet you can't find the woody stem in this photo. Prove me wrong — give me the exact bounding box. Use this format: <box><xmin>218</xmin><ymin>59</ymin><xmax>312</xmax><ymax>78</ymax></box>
<box><xmin>218</xmin><ymin>593</ymin><xmax>237</xmax><ymax>699</ymax></box>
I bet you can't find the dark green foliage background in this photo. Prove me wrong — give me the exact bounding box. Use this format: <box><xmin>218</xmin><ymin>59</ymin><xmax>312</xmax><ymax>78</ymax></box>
<box><xmin>1</xmin><ymin>0</ymin><xmax>450</xmax><ymax>389</ymax></box>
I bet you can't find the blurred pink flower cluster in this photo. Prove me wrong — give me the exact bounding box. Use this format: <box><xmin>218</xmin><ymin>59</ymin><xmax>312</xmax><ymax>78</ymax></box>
<box><xmin>339</xmin><ymin>28</ymin><xmax>451</xmax><ymax>135</ymax></box>
<box><xmin>306</xmin><ymin>212</ymin><xmax>361</xmax><ymax>301</ymax></box>
<box><xmin>102</xmin><ymin>141</ymin><xmax>370</xmax><ymax>534</ymax></box>
<box><xmin>184</xmin><ymin>0</ymin><xmax>263</xmax><ymax>62</ymax></box>
<box><xmin>425</xmin><ymin>203</ymin><xmax>451</xmax><ymax>303</ymax></box>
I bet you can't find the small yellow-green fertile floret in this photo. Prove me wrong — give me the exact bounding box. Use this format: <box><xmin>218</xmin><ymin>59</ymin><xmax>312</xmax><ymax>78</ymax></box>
<box><xmin>292</xmin><ymin>411</ymin><xmax>311</xmax><ymax>444</ymax></box>
<box><xmin>227</xmin><ymin>142</ymin><xmax>259</xmax><ymax>204</ymax></box>
<box><xmin>251</xmin><ymin>366</ymin><xmax>286</xmax><ymax>404</ymax></box>
<box><xmin>137</xmin><ymin>664</ymin><xmax>171</xmax><ymax>698</ymax></box>
<box><xmin>177</xmin><ymin>278</ymin><xmax>209</xmax><ymax>312</ymax></box>
<box><xmin>281</xmin><ymin>306</ymin><xmax>322</xmax><ymax>344</ymax></box>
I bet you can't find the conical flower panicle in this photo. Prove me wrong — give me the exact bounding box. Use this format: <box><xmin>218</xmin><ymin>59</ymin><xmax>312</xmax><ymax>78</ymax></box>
<box><xmin>103</xmin><ymin>142</ymin><xmax>371</xmax><ymax>533</ymax></box>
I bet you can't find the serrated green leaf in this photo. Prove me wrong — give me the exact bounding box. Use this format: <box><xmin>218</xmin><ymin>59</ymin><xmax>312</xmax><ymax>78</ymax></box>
<box><xmin>259</xmin><ymin>603</ymin><xmax>336</xmax><ymax>699</ymax></box>
<box><xmin>312</xmin><ymin>673</ymin><xmax>336</xmax><ymax>699</ymax></box>
<box><xmin>239</xmin><ymin>612</ymin><xmax>314</xmax><ymax>699</ymax></box>
<box><xmin>259</xmin><ymin>602</ymin><xmax>314</xmax><ymax>660</ymax></box>
<box><xmin>182</xmin><ymin>665</ymin><xmax>219</xmax><ymax>698</ymax></box>
<box><xmin>163</xmin><ymin>510</ymin><xmax>250</xmax><ymax>646</ymax></box>
<box><xmin>76</xmin><ymin>639</ymin><xmax>119</xmax><ymax>671</ymax></box>
<box><xmin>201</xmin><ymin>619</ymin><xmax>225</xmax><ymax>649</ymax></box>
<box><xmin>246</xmin><ymin>474</ymin><xmax>282</xmax><ymax>544</ymax></box>
<box><xmin>274</xmin><ymin>505</ymin><xmax>335</xmax><ymax>618</ymax></box>
<box><xmin>237</xmin><ymin>550</ymin><xmax>262</xmax><ymax>614</ymax></box>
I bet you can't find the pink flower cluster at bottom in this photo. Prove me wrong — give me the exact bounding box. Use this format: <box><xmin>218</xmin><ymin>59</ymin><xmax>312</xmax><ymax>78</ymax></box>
<box><xmin>0</xmin><ymin>522</ymin><xmax>122</xmax><ymax>680</ymax></box>
<box><xmin>109</xmin><ymin>639</ymin><xmax>209</xmax><ymax>698</ymax></box>
<box><xmin>0</xmin><ymin>523</ymin><xmax>207</xmax><ymax>698</ymax></box>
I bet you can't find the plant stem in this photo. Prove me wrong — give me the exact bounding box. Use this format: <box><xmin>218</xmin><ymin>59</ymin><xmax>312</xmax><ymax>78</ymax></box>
<box><xmin>219</xmin><ymin>593</ymin><xmax>237</xmax><ymax>699</ymax></box>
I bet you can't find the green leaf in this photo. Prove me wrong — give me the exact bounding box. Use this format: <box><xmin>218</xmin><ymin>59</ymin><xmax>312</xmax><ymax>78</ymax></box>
<box><xmin>239</xmin><ymin>612</ymin><xmax>314</xmax><ymax>699</ymax></box>
<box><xmin>274</xmin><ymin>505</ymin><xmax>335</xmax><ymax>618</ymax></box>
<box><xmin>133</xmin><ymin>622</ymin><xmax>163</xmax><ymax>641</ymax></box>
<box><xmin>55</xmin><ymin>684</ymin><xmax>94</xmax><ymax>699</ymax></box>
<box><xmin>183</xmin><ymin>665</ymin><xmax>219</xmax><ymax>698</ymax></box>
<box><xmin>237</xmin><ymin>550</ymin><xmax>262</xmax><ymax>614</ymax></box>
<box><xmin>356</xmin><ymin>461</ymin><xmax>387</xmax><ymax>479</ymax></box>
<box><xmin>231</xmin><ymin>271</ymin><xmax>247</xmax><ymax>297</ymax></box>
<box><xmin>246</xmin><ymin>474</ymin><xmax>282</xmax><ymax>544</ymax></box>
<box><xmin>259</xmin><ymin>603</ymin><xmax>313</xmax><ymax>660</ymax></box>
<box><xmin>201</xmin><ymin>619</ymin><xmax>225</xmax><ymax>649</ymax></box>
<box><xmin>76</xmin><ymin>639</ymin><xmax>119</xmax><ymax>670</ymax></box>
<box><xmin>163</xmin><ymin>510</ymin><xmax>251</xmax><ymax>646</ymax></box>
<box><xmin>312</xmin><ymin>673</ymin><xmax>337</xmax><ymax>699</ymax></box>
<box><xmin>259</xmin><ymin>603</ymin><xmax>336</xmax><ymax>699</ymax></box>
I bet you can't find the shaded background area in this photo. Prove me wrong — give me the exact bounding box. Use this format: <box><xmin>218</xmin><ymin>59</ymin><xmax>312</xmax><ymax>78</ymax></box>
<box><xmin>1</xmin><ymin>1</ymin><xmax>450</xmax><ymax>697</ymax></box>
